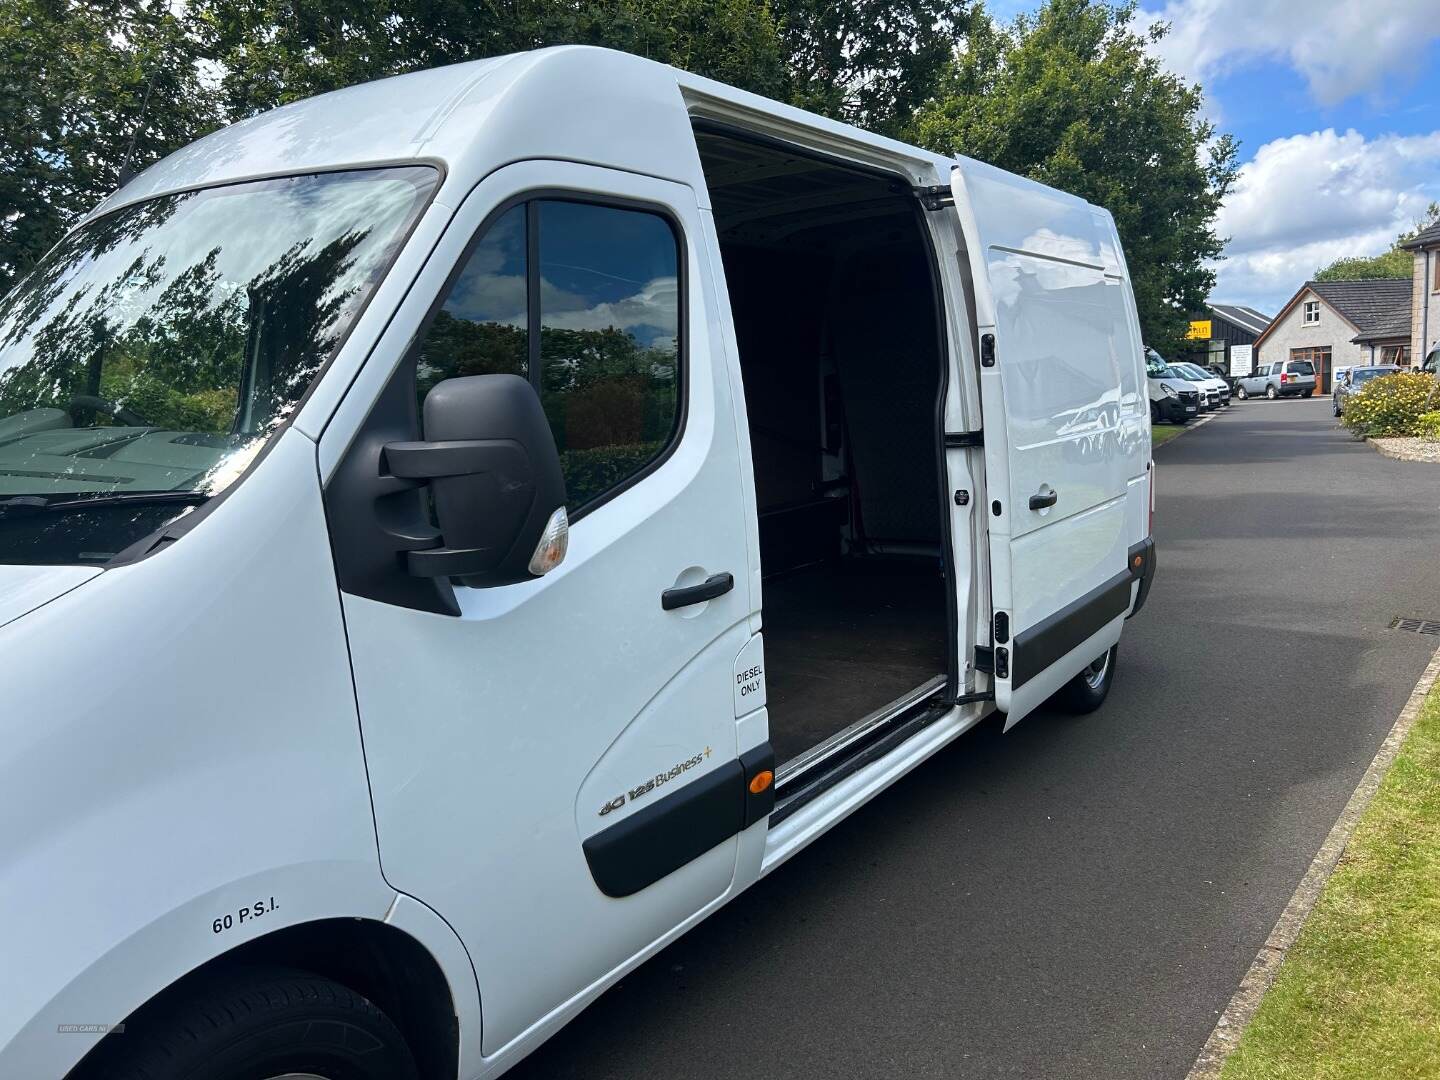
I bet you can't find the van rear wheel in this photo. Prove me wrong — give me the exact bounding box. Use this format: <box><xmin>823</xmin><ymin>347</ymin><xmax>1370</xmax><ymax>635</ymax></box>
<box><xmin>1052</xmin><ymin>644</ymin><xmax>1118</xmax><ymax>714</ymax></box>
<box><xmin>76</xmin><ymin>967</ymin><xmax>419</xmax><ymax>1080</ymax></box>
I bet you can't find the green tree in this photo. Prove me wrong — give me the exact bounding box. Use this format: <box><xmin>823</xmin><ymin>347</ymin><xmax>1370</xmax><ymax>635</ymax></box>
<box><xmin>907</xmin><ymin>0</ymin><xmax>1238</xmax><ymax>354</ymax></box>
<box><xmin>1315</xmin><ymin>203</ymin><xmax>1440</xmax><ymax>282</ymax></box>
<box><xmin>0</xmin><ymin>0</ymin><xmax>219</xmax><ymax>296</ymax></box>
<box><xmin>770</xmin><ymin>0</ymin><xmax>978</xmax><ymax>131</ymax></box>
<box><xmin>200</xmin><ymin>0</ymin><xmax>788</xmax><ymax>116</ymax></box>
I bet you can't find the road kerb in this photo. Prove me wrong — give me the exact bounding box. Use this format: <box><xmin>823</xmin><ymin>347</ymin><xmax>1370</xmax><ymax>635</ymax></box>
<box><xmin>1185</xmin><ymin>642</ymin><xmax>1440</xmax><ymax>1079</ymax></box>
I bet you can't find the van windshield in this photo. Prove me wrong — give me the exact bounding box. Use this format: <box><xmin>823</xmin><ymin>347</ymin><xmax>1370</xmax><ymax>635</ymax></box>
<box><xmin>0</xmin><ymin>167</ymin><xmax>437</xmax><ymax>565</ymax></box>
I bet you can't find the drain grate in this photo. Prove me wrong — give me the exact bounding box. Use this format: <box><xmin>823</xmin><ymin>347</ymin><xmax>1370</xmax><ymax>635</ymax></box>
<box><xmin>1389</xmin><ymin>616</ymin><xmax>1440</xmax><ymax>635</ymax></box>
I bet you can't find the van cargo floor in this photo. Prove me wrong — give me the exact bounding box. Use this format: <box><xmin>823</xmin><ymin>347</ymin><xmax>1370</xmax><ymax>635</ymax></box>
<box><xmin>762</xmin><ymin>559</ymin><xmax>949</xmax><ymax>766</ymax></box>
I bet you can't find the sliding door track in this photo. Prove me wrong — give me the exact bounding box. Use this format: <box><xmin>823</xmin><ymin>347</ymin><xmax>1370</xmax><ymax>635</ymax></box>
<box><xmin>771</xmin><ymin>676</ymin><xmax>948</xmax><ymax>825</ymax></box>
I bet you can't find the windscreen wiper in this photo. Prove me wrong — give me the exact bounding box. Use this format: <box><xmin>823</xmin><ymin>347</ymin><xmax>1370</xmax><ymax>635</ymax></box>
<box><xmin>0</xmin><ymin>491</ymin><xmax>210</xmax><ymax>512</ymax></box>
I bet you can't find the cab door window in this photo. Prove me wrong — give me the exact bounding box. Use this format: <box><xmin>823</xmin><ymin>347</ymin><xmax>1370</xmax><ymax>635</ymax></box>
<box><xmin>416</xmin><ymin>204</ymin><xmax>528</xmax><ymax>397</ymax></box>
<box><xmin>416</xmin><ymin>198</ymin><xmax>682</xmax><ymax>514</ymax></box>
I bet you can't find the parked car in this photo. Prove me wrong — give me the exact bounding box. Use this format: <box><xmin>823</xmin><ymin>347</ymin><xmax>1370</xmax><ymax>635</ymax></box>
<box><xmin>1234</xmin><ymin>358</ymin><xmax>1317</xmax><ymax>399</ymax></box>
<box><xmin>1332</xmin><ymin>364</ymin><xmax>1400</xmax><ymax>416</ymax></box>
<box><xmin>0</xmin><ymin>47</ymin><xmax>1157</xmax><ymax>1080</ymax></box>
<box><xmin>1146</xmin><ymin>349</ymin><xmax>1201</xmax><ymax>421</ymax></box>
<box><xmin>1172</xmin><ymin>362</ymin><xmax>1231</xmax><ymax>408</ymax></box>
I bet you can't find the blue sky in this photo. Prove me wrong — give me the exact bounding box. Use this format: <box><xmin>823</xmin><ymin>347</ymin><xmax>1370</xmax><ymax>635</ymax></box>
<box><xmin>989</xmin><ymin>0</ymin><xmax>1440</xmax><ymax>314</ymax></box>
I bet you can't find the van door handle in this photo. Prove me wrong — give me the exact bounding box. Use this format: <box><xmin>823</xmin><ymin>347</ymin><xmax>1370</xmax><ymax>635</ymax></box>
<box><xmin>662</xmin><ymin>572</ymin><xmax>734</xmax><ymax>611</ymax></box>
<box><xmin>1028</xmin><ymin>490</ymin><xmax>1058</xmax><ymax>510</ymax></box>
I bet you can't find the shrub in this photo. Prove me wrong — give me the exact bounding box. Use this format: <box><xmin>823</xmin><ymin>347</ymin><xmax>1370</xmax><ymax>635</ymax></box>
<box><xmin>1417</xmin><ymin>411</ymin><xmax>1440</xmax><ymax>441</ymax></box>
<box><xmin>1340</xmin><ymin>372</ymin><xmax>1438</xmax><ymax>438</ymax></box>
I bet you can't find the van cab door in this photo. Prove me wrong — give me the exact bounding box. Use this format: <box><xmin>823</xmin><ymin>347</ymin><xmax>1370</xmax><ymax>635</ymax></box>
<box><xmin>949</xmin><ymin>160</ymin><xmax>1141</xmax><ymax>726</ymax></box>
<box><xmin>322</xmin><ymin>161</ymin><xmax>764</xmax><ymax>1056</ymax></box>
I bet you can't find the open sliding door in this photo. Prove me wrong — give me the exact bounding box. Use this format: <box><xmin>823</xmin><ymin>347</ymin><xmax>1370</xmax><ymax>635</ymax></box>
<box><xmin>949</xmin><ymin>159</ymin><xmax>1141</xmax><ymax>727</ymax></box>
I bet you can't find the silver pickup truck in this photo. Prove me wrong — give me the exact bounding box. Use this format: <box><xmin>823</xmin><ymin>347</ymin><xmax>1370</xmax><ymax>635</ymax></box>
<box><xmin>1234</xmin><ymin>358</ymin><xmax>1317</xmax><ymax>400</ymax></box>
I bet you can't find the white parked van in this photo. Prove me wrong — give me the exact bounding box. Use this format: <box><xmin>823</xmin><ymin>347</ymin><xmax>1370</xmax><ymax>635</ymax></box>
<box><xmin>0</xmin><ymin>47</ymin><xmax>1155</xmax><ymax>1080</ymax></box>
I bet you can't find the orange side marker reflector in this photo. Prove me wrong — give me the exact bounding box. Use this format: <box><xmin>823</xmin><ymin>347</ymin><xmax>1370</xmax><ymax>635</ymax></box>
<box><xmin>748</xmin><ymin>770</ymin><xmax>774</xmax><ymax>795</ymax></box>
<box><xmin>1131</xmin><ymin>554</ymin><xmax>1144</xmax><ymax>571</ymax></box>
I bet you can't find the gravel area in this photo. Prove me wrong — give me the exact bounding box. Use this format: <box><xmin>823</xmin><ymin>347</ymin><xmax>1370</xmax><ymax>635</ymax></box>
<box><xmin>1370</xmin><ymin>437</ymin><xmax>1440</xmax><ymax>462</ymax></box>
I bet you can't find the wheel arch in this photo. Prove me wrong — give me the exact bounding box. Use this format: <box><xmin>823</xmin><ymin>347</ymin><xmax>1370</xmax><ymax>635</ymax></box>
<box><xmin>67</xmin><ymin>916</ymin><xmax>463</xmax><ymax>1080</ymax></box>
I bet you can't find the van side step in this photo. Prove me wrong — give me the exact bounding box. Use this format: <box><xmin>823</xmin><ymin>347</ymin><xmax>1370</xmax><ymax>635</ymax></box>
<box><xmin>772</xmin><ymin>676</ymin><xmax>947</xmax><ymax>825</ymax></box>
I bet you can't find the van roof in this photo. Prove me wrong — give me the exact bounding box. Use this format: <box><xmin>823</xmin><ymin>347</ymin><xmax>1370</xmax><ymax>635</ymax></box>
<box><xmin>89</xmin><ymin>46</ymin><xmax>963</xmax><ymax>222</ymax></box>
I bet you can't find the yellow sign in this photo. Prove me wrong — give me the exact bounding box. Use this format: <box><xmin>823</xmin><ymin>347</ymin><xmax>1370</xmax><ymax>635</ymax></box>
<box><xmin>1187</xmin><ymin>319</ymin><xmax>1212</xmax><ymax>340</ymax></box>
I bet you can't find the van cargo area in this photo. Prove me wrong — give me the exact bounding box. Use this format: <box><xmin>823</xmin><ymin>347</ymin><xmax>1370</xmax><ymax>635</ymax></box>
<box><xmin>696</xmin><ymin>127</ymin><xmax>951</xmax><ymax>767</ymax></box>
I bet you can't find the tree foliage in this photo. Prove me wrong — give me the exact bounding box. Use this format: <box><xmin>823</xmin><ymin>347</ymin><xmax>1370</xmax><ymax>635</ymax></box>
<box><xmin>200</xmin><ymin>0</ymin><xmax>789</xmax><ymax>116</ymax></box>
<box><xmin>771</xmin><ymin>0</ymin><xmax>977</xmax><ymax>132</ymax></box>
<box><xmin>0</xmin><ymin>0</ymin><xmax>219</xmax><ymax>296</ymax></box>
<box><xmin>906</xmin><ymin>0</ymin><xmax>1239</xmax><ymax>354</ymax></box>
<box><xmin>1315</xmin><ymin>202</ymin><xmax>1440</xmax><ymax>282</ymax></box>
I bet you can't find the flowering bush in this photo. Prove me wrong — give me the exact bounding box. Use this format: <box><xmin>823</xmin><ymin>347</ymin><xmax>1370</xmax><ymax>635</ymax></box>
<box><xmin>1417</xmin><ymin>411</ymin><xmax>1440</xmax><ymax>441</ymax></box>
<box><xmin>1340</xmin><ymin>372</ymin><xmax>1438</xmax><ymax>438</ymax></box>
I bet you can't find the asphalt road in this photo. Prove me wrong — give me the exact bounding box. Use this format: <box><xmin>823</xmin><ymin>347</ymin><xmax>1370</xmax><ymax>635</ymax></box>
<box><xmin>510</xmin><ymin>398</ymin><xmax>1440</xmax><ymax>1080</ymax></box>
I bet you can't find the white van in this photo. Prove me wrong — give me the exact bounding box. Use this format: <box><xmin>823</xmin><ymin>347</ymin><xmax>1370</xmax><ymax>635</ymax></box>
<box><xmin>0</xmin><ymin>47</ymin><xmax>1154</xmax><ymax>1080</ymax></box>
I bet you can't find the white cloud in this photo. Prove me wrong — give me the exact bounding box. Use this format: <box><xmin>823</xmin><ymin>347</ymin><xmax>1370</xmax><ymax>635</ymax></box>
<box><xmin>1211</xmin><ymin>128</ymin><xmax>1440</xmax><ymax>311</ymax></box>
<box><xmin>539</xmin><ymin>276</ymin><xmax>679</xmax><ymax>346</ymax></box>
<box><xmin>1139</xmin><ymin>0</ymin><xmax>1440</xmax><ymax>107</ymax></box>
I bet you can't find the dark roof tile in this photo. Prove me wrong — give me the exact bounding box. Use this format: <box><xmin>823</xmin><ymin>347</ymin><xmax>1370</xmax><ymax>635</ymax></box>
<box><xmin>1306</xmin><ymin>278</ymin><xmax>1411</xmax><ymax>341</ymax></box>
<box><xmin>1400</xmin><ymin>222</ymin><xmax>1440</xmax><ymax>250</ymax></box>
<box><xmin>1208</xmin><ymin>302</ymin><xmax>1271</xmax><ymax>334</ymax></box>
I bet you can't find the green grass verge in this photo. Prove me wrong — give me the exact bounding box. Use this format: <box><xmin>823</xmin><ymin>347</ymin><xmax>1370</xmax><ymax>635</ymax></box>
<box><xmin>1221</xmin><ymin>679</ymin><xmax>1440</xmax><ymax>1080</ymax></box>
<box><xmin>1151</xmin><ymin>424</ymin><xmax>1187</xmax><ymax>446</ymax></box>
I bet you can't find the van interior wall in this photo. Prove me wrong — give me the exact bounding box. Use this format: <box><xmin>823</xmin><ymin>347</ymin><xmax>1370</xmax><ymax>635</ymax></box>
<box><xmin>700</xmin><ymin>133</ymin><xmax>950</xmax><ymax>765</ymax></box>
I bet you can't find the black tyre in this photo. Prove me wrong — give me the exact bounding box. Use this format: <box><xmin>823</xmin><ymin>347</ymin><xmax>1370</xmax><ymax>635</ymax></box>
<box><xmin>1235</xmin><ymin>384</ymin><xmax>1248</xmax><ymax>399</ymax></box>
<box><xmin>1265</xmin><ymin>385</ymin><xmax>1278</xmax><ymax>399</ymax></box>
<box><xmin>78</xmin><ymin>967</ymin><xmax>419</xmax><ymax>1080</ymax></box>
<box><xmin>1150</xmin><ymin>401</ymin><xmax>1160</xmax><ymax>424</ymax></box>
<box><xmin>1302</xmin><ymin>389</ymin><xmax>1314</xmax><ymax>398</ymax></box>
<box><xmin>1051</xmin><ymin>644</ymin><xmax>1118</xmax><ymax>714</ymax></box>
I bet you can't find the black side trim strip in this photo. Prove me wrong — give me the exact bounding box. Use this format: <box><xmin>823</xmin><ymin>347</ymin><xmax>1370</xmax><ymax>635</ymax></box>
<box><xmin>582</xmin><ymin>759</ymin><xmax>743</xmax><ymax>898</ymax></box>
<box><xmin>1011</xmin><ymin>571</ymin><xmax>1132</xmax><ymax>688</ymax></box>
<box><xmin>1127</xmin><ymin>536</ymin><xmax>1156</xmax><ymax>617</ymax></box>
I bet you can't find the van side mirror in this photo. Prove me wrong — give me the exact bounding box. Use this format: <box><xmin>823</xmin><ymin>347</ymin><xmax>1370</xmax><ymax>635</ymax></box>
<box><xmin>384</xmin><ymin>374</ymin><xmax>568</xmax><ymax>588</ymax></box>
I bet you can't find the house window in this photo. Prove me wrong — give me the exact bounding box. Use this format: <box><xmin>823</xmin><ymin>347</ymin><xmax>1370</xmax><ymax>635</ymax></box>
<box><xmin>1381</xmin><ymin>345</ymin><xmax>1412</xmax><ymax>366</ymax></box>
<box><xmin>1302</xmin><ymin>300</ymin><xmax>1320</xmax><ymax>325</ymax></box>
<box><xmin>1432</xmin><ymin>257</ymin><xmax>1440</xmax><ymax>293</ymax></box>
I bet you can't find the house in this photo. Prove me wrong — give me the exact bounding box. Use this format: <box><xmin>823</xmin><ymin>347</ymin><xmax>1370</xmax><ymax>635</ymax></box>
<box><xmin>1400</xmin><ymin>222</ymin><xmax>1440</xmax><ymax>365</ymax></box>
<box><xmin>1183</xmin><ymin>303</ymin><xmax>1271</xmax><ymax>372</ymax></box>
<box><xmin>1254</xmin><ymin>279</ymin><xmax>1412</xmax><ymax>393</ymax></box>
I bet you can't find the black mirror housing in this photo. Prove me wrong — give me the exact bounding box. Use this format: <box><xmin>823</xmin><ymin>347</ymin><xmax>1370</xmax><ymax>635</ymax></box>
<box><xmin>385</xmin><ymin>374</ymin><xmax>566</xmax><ymax>589</ymax></box>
